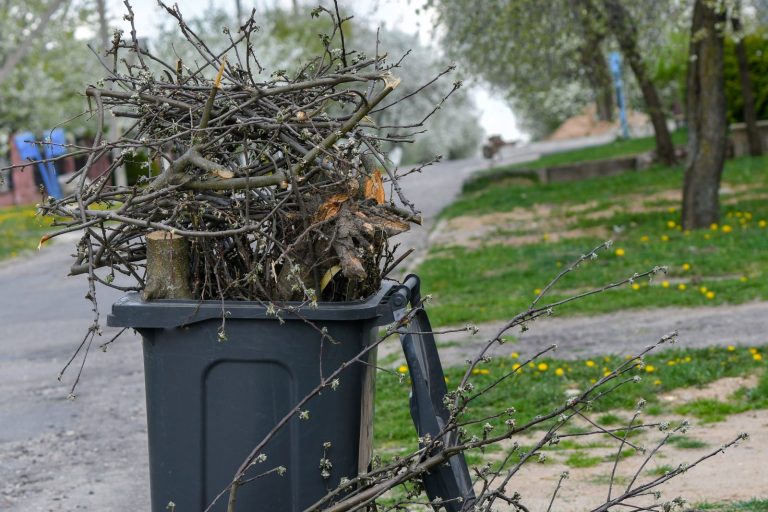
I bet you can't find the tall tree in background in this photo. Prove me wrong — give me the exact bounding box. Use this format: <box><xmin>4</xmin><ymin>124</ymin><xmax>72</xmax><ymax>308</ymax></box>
<box><xmin>572</xmin><ymin>0</ymin><xmax>614</xmax><ymax>122</ymax></box>
<box><xmin>0</xmin><ymin>1</ymin><xmax>99</xmax><ymax>132</ymax></box>
<box><xmin>730</xmin><ymin>0</ymin><xmax>763</xmax><ymax>156</ymax></box>
<box><xmin>682</xmin><ymin>0</ymin><xmax>727</xmax><ymax>229</ymax></box>
<box><xmin>0</xmin><ymin>0</ymin><xmax>68</xmax><ymax>87</ymax></box>
<box><xmin>598</xmin><ymin>0</ymin><xmax>676</xmax><ymax>164</ymax></box>
<box><xmin>428</xmin><ymin>0</ymin><xmax>618</xmax><ymax>138</ymax></box>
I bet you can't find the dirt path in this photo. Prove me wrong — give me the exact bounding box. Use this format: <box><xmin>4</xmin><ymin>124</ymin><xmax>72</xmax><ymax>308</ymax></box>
<box><xmin>501</xmin><ymin>407</ymin><xmax>768</xmax><ymax>511</ymax></box>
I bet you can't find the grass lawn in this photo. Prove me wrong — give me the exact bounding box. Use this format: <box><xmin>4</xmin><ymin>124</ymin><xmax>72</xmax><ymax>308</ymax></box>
<box><xmin>0</xmin><ymin>205</ymin><xmax>52</xmax><ymax>260</ymax></box>
<box><xmin>417</xmin><ymin>154</ymin><xmax>768</xmax><ymax>327</ymax></box>
<box><xmin>697</xmin><ymin>500</ymin><xmax>768</xmax><ymax>512</ymax></box>
<box><xmin>374</xmin><ymin>344</ymin><xmax>768</xmax><ymax>451</ymax></box>
<box><xmin>463</xmin><ymin>130</ymin><xmax>688</xmax><ymax>194</ymax></box>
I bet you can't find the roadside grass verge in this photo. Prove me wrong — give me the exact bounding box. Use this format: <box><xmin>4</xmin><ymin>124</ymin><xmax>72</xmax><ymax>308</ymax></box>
<box><xmin>417</xmin><ymin>155</ymin><xmax>768</xmax><ymax>326</ymax></box>
<box><xmin>461</xmin><ymin>130</ymin><xmax>688</xmax><ymax>196</ymax></box>
<box><xmin>697</xmin><ymin>500</ymin><xmax>768</xmax><ymax>512</ymax></box>
<box><xmin>374</xmin><ymin>344</ymin><xmax>767</xmax><ymax>451</ymax></box>
<box><xmin>0</xmin><ymin>205</ymin><xmax>51</xmax><ymax>260</ymax></box>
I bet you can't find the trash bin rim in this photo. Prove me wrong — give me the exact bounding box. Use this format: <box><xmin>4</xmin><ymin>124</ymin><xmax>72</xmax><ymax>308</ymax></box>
<box><xmin>107</xmin><ymin>280</ymin><xmax>399</xmax><ymax>328</ymax></box>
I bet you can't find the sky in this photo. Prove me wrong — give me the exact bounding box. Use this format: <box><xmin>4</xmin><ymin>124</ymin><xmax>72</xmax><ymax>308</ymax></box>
<box><xmin>107</xmin><ymin>0</ymin><xmax>524</xmax><ymax>141</ymax></box>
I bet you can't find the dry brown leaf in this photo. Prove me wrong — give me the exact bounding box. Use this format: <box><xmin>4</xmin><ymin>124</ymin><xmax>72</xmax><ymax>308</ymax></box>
<box><xmin>364</xmin><ymin>170</ymin><xmax>385</xmax><ymax>204</ymax></box>
<box><xmin>315</xmin><ymin>193</ymin><xmax>349</xmax><ymax>221</ymax></box>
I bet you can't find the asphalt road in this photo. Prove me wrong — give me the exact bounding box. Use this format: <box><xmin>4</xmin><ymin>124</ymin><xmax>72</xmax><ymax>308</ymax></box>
<box><xmin>0</xmin><ymin>135</ymin><xmax>614</xmax><ymax>511</ymax></box>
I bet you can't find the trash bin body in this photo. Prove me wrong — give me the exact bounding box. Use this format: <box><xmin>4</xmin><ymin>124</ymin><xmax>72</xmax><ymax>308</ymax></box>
<box><xmin>108</xmin><ymin>285</ymin><xmax>394</xmax><ymax>512</ymax></box>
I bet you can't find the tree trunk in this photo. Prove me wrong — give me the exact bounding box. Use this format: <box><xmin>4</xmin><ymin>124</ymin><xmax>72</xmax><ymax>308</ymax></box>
<box><xmin>572</xmin><ymin>0</ymin><xmax>614</xmax><ymax>122</ymax></box>
<box><xmin>600</xmin><ymin>0</ymin><xmax>676</xmax><ymax>165</ymax></box>
<box><xmin>731</xmin><ymin>5</ymin><xmax>763</xmax><ymax>156</ymax></box>
<box><xmin>143</xmin><ymin>231</ymin><xmax>193</xmax><ymax>300</ymax></box>
<box><xmin>682</xmin><ymin>0</ymin><xmax>727</xmax><ymax>230</ymax></box>
<box><xmin>582</xmin><ymin>30</ymin><xmax>614</xmax><ymax>122</ymax></box>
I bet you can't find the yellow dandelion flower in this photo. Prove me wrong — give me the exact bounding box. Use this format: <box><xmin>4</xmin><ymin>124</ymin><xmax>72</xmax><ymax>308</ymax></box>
<box><xmin>678</xmin><ymin>283</ymin><xmax>687</xmax><ymax>291</ymax></box>
<box><xmin>722</xmin><ymin>225</ymin><xmax>733</xmax><ymax>233</ymax></box>
<box><xmin>661</xmin><ymin>280</ymin><xmax>670</xmax><ymax>288</ymax></box>
<box><xmin>590</xmin><ymin>378</ymin><xmax>597</xmax><ymax>384</ymax></box>
<box><xmin>740</xmin><ymin>276</ymin><xmax>749</xmax><ymax>283</ymax></box>
<box><xmin>667</xmin><ymin>220</ymin><xmax>676</xmax><ymax>229</ymax></box>
<box><xmin>706</xmin><ymin>291</ymin><xmax>715</xmax><ymax>300</ymax></box>
<box><xmin>640</xmin><ymin>235</ymin><xmax>650</xmax><ymax>242</ymax></box>
<box><xmin>632</xmin><ymin>283</ymin><xmax>641</xmax><ymax>291</ymax></box>
<box><xmin>745</xmin><ymin>212</ymin><xmax>753</xmax><ymax>220</ymax></box>
<box><xmin>654</xmin><ymin>379</ymin><xmax>662</xmax><ymax>386</ymax></box>
<box><xmin>603</xmin><ymin>370</ymin><xmax>612</xmax><ymax>377</ymax></box>
<box><xmin>735</xmin><ymin>211</ymin><xmax>743</xmax><ymax>218</ymax></box>
<box><xmin>710</xmin><ymin>223</ymin><xmax>719</xmax><ymax>231</ymax></box>
<box><xmin>585</xmin><ymin>360</ymin><xmax>596</xmax><ymax>368</ymax></box>
<box><xmin>754</xmin><ymin>353</ymin><xmax>763</xmax><ymax>362</ymax></box>
<box><xmin>668</xmin><ymin>207</ymin><xmax>676</xmax><ymax>213</ymax></box>
<box><xmin>727</xmin><ymin>345</ymin><xmax>736</xmax><ymax>351</ymax></box>
<box><xmin>512</xmin><ymin>363</ymin><xmax>522</xmax><ymax>371</ymax></box>
<box><xmin>682</xmin><ymin>263</ymin><xmax>691</xmax><ymax>271</ymax></box>
<box><xmin>615</xmin><ymin>248</ymin><xmax>626</xmax><ymax>257</ymax></box>
<box><xmin>699</xmin><ymin>286</ymin><xmax>708</xmax><ymax>294</ymax></box>
<box><xmin>661</xmin><ymin>235</ymin><xmax>670</xmax><ymax>242</ymax></box>
<box><xmin>534</xmin><ymin>288</ymin><xmax>542</xmax><ymax>295</ymax></box>
<box><xmin>479</xmin><ymin>368</ymin><xmax>491</xmax><ymax>375</ymax></box>
<box><xmin>667</xmin><ymin>360</ymin><xmax>676</xmax><ymax>366</ymax></box>
<box><xmin>704</xmin><ymin>233</ymin><xmax>711</xmax><ymax>240</ymax></box>
<box><xmin>749</xmin><ymin>348</ymin><xmax>758</xmax><ymax>355</ymax></box>
<box><xmin>684</xmin><ymin>356</ymin><xmax>692</xmax><ymax>363</ymax></box>
<box><xmin>537</xmin><ymin>362</ymin><xmax>549</xmax><ymax>372</ymax></box>
<box><xmin>645</xmin><ymin>365</ymin><xmax>656</xmax><ymax>373</ymax></box>
<box><xmin>510</xmin><ymin>352</ymin><xmax>520</xmax><ymax>359</ymax></box>
<box><xmin>759</xmin><ymin>219</ymin><xmax>766</xmax><ymax>228</ymax></box>
<box><xmin>398</xmin><ymin>365</ymin><xmax>408</xmax><ymax>374</ymax></box>
<box><xmin>472</xmin><ymin>368</ymin><xmax>480</xmax><ymax>375</ymax></box>
<box><xmin>555</xmin><ymin>368</ymin><xmax>565</xmax><ymax>377</ymax></box>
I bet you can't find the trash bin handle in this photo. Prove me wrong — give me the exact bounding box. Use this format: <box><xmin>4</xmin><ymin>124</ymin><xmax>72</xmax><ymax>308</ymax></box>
<box><xmin>393</xmin><ymin>274</ymin><xmax>476</xmax><ymax>511</ymax></box>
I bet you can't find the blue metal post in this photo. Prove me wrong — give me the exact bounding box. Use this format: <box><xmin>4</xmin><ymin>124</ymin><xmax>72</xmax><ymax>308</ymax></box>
<box><xmin>609</xmin><ymin>51</ymin><xmax>630</xmax><ymax>139</ymax></box>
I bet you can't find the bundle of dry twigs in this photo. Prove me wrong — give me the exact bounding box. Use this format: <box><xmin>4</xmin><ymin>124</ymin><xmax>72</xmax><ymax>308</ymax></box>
<box><xmin>34</xmin><ymin>1</ymin><xmax>439</xmax><ymax>304</ymax></box>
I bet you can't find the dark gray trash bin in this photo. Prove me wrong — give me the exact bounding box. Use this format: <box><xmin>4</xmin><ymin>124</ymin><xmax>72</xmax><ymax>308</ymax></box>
<box><xmin>108</xmin><ymin>283</ymin><xmax>399</xmax><ymax>512</ymax></box>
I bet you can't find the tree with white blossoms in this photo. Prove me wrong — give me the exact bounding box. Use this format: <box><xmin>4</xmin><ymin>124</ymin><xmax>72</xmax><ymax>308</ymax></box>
<box><xmin>427</xmin><ymin>0</ymin><xmax>685</xmax><ymax>159</ymax></box>
<box><xmin>0</xmin><ymin>0</ymin><xmax>100</xmax><ymax>132</ymax></box>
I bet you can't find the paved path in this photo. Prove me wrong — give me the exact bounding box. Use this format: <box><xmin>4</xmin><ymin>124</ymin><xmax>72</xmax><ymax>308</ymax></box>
<box><xmin>0</xmin><ymin>133</ymin><xmax>623</xmax><ymax>511</ymax></box>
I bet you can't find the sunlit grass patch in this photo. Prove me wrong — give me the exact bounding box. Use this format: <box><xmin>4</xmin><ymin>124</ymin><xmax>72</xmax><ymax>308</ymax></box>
<box><xmin>419</xmin><ymin>154</ymin><xmax>768</xmax><ymax>325</ymax></box>
<box><xmin>374</xmin><ymin>345</ymin><xmax>767</xmax><ymax>450</ymax></box>
<box><xmin>0</xmin><ymin>205</ymin><xmax>53</xmax><ymax>260</ymax></box>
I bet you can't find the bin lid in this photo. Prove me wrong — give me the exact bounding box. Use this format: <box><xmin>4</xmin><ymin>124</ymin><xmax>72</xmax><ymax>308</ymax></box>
<box><xmin>107</xmin><ymin>281</ymin><xmax>399</xmax><ymax>328</ymax></box>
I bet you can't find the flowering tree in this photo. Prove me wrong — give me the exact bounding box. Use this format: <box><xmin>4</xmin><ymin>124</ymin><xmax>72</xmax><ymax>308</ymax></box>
<box><xmin>0</xmin><ymin>0</ymin><xmax>100</xmax><ymax>132</ymax></box>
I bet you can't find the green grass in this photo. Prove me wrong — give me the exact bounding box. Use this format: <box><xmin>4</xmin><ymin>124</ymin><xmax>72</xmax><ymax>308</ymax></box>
<box><xmin>417</xmin><ymin>154</ymin><xmax>768</xmax><ymax>326</ymax></box>
<box><xmin>0</xmin><ymin>205</ymin><xmax>52</xmax><ymax>260</ymax></box>
<box><xmin>697</xmin><ymin>500</ymin><xmax>768</xmax><ymax>511</ymax></box>
<box><xmin>373</xmin><ymin>345</ymin><xmax>768</xmax><ymax>450</ymax></box>
<box><xmin>667</xmin><ymin>435</ymin><xmax>708</xmax><ymax>449</ymax></box>
<box><xmin>565</xmin><ymin>451</ymin><xmax>602</xmax><ymax>468</ymax></box>
<box><xmin>646</xmin><ymin>464</ymin><xmax>675</xmax><ymax>476</ymax></box>
<box><xmin>461</xmin><ymin>130</ymin><xmax>688</xmax><ymax>196</ymax></box>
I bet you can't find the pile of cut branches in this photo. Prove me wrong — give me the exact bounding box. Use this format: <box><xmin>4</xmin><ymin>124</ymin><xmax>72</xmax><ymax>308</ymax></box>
<box><xmin>34</xmin><ymin>2</ymin><xmax>440</xmax><ymax>304</ymax></box>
